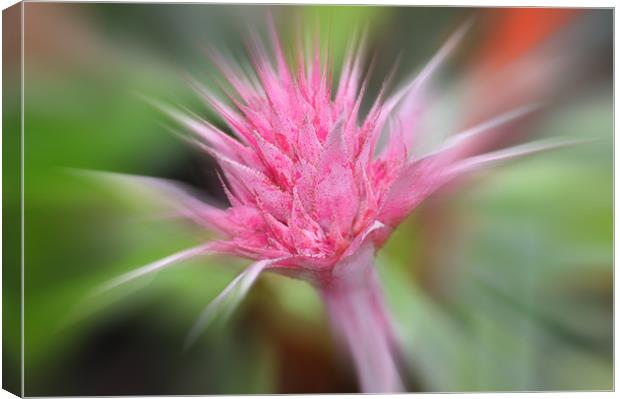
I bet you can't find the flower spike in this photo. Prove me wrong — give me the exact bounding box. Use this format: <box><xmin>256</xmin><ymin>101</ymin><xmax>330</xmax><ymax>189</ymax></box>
<box><xmin>94</xmin><ymin>20</ymin><xmax>577</xmax><ymax>393</ymax></box>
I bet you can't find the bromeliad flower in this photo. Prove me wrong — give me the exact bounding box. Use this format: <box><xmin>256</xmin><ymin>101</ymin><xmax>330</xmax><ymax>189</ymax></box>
<box><xmin>94</xmin><ymin>21</ymin><xmax>573</xmax><ymax>393</ymax></box>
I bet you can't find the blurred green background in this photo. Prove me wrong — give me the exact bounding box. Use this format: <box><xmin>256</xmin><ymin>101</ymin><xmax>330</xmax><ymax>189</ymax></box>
<box><xmin>4</xmin><ymin>4</ymin><xmax>612</xmax><ymax>394</ymax></box>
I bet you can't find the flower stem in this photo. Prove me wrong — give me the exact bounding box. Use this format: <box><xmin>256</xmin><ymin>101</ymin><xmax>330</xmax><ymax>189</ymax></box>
<box><xmin>319</xmin><ymin>244</ymin><xmax>404</xmax><ymax>393</ymax></box>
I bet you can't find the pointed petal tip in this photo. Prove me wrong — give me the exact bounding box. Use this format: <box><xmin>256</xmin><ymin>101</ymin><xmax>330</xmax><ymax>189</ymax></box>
<box><xmin>184</xmin><ymin>256</ymin><xmax>287</xmax><ymax>349</ymax></box>
<box><xmin>450</xmin><ymin>137</ymin><xmax>589</xmax><ymax>175</ymax></box>
<box><xmin>430</xmin><ymin>102</ymin><xmax>546</xmax><ymax>157</ymax></box>
<box><xmin>90</xmin><ymin>243</ymin><xmax>215</xmax><ymax>299</ymax></box>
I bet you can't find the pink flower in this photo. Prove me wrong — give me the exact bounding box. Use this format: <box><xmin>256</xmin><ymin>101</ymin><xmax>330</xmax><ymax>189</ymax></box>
<box><xmin>96</xmin><ymin>21</ymin><xmax>573</xmax><ymax>393</ymax></box>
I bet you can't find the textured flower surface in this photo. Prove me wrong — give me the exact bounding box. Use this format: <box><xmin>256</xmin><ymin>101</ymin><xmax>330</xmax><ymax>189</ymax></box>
<box><xmin>97</xmin><ymin>22</ymin><xmax>572</xmax><ymax>393</ymax></box>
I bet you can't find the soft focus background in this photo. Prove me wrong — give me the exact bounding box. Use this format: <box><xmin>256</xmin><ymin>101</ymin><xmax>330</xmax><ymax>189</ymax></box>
<box><xmin>5</xmin><ymin>3</ymin><xmax>612</xmax><ymax>395</ymax></box>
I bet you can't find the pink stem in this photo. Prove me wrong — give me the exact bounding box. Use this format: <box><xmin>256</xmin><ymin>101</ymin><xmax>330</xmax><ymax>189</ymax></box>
<box><xmin>318</xmin><ymin>244</ymin><xmax>404</xmax><ymax>393</ymax></box>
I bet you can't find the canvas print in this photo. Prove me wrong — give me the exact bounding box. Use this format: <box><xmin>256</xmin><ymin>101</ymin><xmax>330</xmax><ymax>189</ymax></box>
<box><xmin>2</xmin><ymin>2</ymin><xmax>613</xmax><ymax>395</ymax></box>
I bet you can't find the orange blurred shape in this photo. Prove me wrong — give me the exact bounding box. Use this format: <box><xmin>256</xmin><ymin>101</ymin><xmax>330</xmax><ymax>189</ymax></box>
<box><xmin>474</xmin><ymin>8</ymin><xmax>579</xmax><ymax>71</ymax></box>
<box><xmin>454</xmin><ymin>8</ymin><xmax>582</xmax><ymax>162</ymax></box>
